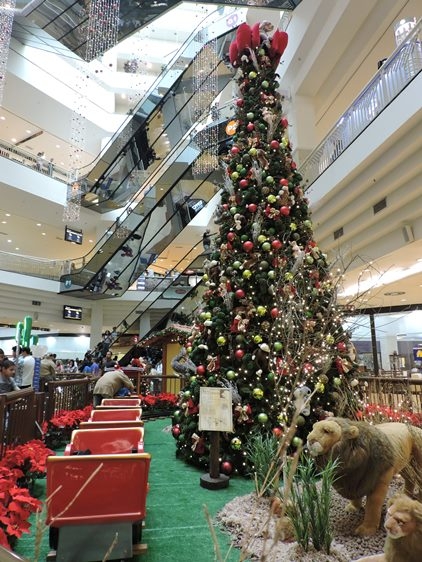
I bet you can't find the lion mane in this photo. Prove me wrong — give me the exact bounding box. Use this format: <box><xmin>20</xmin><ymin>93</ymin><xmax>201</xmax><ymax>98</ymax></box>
<box><xmin>352</xmin><ymin>493</ymin><xmax>422</xmax><ymax>562</ymax></box>
<box><xmin>306</xmin><ymin>417</ymin><xmax>422</xmax><ymax>536</ymax></box>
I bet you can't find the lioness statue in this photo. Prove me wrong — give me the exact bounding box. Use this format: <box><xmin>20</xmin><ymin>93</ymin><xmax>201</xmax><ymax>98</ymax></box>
<box><xmin>306</xmin><ymin>417</ymin><xmax>422</xmax><ymax>536</ymax></box>
<box><xmin>352</xmin><ymin>493</ymin><xmax>422</xmax><ymax>562</ymax></box>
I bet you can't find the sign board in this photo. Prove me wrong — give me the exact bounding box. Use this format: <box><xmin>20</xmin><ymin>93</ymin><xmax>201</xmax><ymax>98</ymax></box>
<box><xmin>199</xmin><ymin>387</ymin><xmax>233</xmax><ymax>432</ymax></box>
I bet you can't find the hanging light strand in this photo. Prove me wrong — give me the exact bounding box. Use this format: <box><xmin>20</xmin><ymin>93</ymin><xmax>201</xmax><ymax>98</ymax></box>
<box><xmin>0</xmin><ymin>0</ymin><xmax>17</xmax><ymax>106</ymax></box>
<box><xmin>192</xmin><ymin>36</ymin><xmax>219</xmax><ymax>176</ymax></box>
<box><xmin>85</xmin><ymin>0</ymin><xmax>121</xmax><ymax>62</ymax></box>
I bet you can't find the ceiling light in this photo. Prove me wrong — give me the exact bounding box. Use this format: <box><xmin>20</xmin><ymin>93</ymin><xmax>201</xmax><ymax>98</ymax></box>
<box><xmin>36</xmin><ymin>223</ymin><xmax>41</xmax><ymax>226</ymax></box>
<box><xmin>26</xmin><ymin>129</ymin><xmax>31</xmax><ymax>134</ymax></box>
<box><xmin>0</xmin><ymin>116</ymin><xmax>5</xmax><ymax>120</ymax></box>
<box><xmin>5</xmin><ymin>213</ymin><xmax>10</xmax><ymax>217</ymax></box>
<box><xmin>56</xmin><ymin>144</ymin><xmax>61</xmax><ymax>148</ymax></box>
<box><xmin>7</xmin><ymin>239</ymin><xmax>11</xmax><ymax>243</ymax></box>
<box><xmin>15</xmin><ymin>247</ymin><xmax>19</xmax><ymax>250</ymax></box>
<box><xmin>11</xmin><ymin>138</ymin><xmax>16</xmax><ymax>143</ymax></box>
<box><xmin>1</xmin><ymin>220</ymin><xmax>6</xmax><ymax>224</ymax></box>
<box><xmin>384</xmin><ymin>291</ymin><xmax>405</xmax><ymax>296</ymax></box>
<box><xmin>41</xmin><ymin>232</ymin><xmax>46</xmax><ymax>236</ymax></box>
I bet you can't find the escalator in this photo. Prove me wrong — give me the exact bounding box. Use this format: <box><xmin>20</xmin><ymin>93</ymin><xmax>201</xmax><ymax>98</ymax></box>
<box><xmin>59</xmin><ymin>113</ymin><xmax>231</xmax><ymax>299</ymax></box>
<box><xmin>80</xmin><ymin>23</ymin><xmax>235</xmax><ymax>212</ymax></box>
<box><xmin>15</xmin><ymin>1</ymin><xmax>302</xmax><ymax>61</ymax></box>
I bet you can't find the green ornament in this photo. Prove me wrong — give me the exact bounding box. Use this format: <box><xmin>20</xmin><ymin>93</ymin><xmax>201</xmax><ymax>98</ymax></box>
<box><xmin>267</xmin><ymin>372</ymin><xmax>275</xmax><ymax>382</ymax></box>
<box><xmin>242</xmin><ymin>269</ymin><xmax>252</xmax><ymax>279</ymax></box>
<box><xmin>261</xmin><ymin>80</ymin><xmax>269</xmax><ymax>89</ymax></box>
<box><xmin>230</xmin><ymin>207</ymin><xmax>237</xmax><ymax>215</ymax></box>
<box><xmin>273</xmin><ymin>341</ymin><xmax>283</xmax><ymax>352</ymax></box>
<box><xmin>266</xmin><ymin>175</ymin><xmax>275</xmax><ymax>184</ymax></box>
<box><xmin>248</xmin><ymin>71</ymin><xmax>257</xmax><ymax>79</ymax></box>
<box><xmin>246</xmin><ymin>112</ymin><xmax>255</xmax><ymax>120</ymax></box>
<box><xmin>258</xmin><ymin>412</ymin><xmax>269</xmax><ymax>424</ymax></box>
<box><xmin>231</xmin><ymin>171</ymin><xmax>239</xmax><ymax>180</ymax></box>
<box><xmin>226</xmin><ymin>370</ymin><xmax>236</xmax><ymax>380</ymax></box>
<box><xmin>217</xmin><ymin>336</ymin><xmax>226</xmax><ymax>346</ymax></box>
<box><xmin>252</xmin><ymin>388</ymin><xmax>264</xmax><ymax>400</ymax></box>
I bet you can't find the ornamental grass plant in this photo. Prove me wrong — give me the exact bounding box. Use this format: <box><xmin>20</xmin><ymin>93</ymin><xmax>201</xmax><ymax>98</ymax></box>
<box><xmin>286</xmin><ymin>455</ymin><xmax>338</xmax><ymax>554</ymax></box>
<box><xmin>245</xmin><ymin>431</ymin><xmax>281</xmax><ymax>498</ymax></box>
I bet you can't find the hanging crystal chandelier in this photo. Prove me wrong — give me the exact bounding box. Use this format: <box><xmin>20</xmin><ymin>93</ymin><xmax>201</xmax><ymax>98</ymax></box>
<box><xmin>62</xmin><ymin>173</ymin><xmax>83</xmax><ymax>223</ymax></box>
<box><xmin>86</xmin><ymin>0</ymin><xmax>121</xmax><ymax>62</ymax></box>
<box><xmin>192</xmin><ymin>36</ymin><xmax>219</xmax><ymax>177</ymax></box>
<box><xmin>0</xmin><ymin>0</ymin><xmax>16</xmax><ymax>106</ymax></box>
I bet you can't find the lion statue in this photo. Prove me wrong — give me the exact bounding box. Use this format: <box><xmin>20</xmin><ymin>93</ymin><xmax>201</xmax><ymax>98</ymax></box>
<box><xmin>352</xmin><ymin>493</ymin><xmax>422</xmax><ymax>562</ymax></box>
<box><xmin>306</xmin><ymin>417</ymin><xmax>422</xmax><ymax>536</ymax></box>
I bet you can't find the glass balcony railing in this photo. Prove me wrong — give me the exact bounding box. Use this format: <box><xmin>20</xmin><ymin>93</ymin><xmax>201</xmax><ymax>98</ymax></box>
<box><xmin>299</xmin><ymin>18</ymin><xmax>422</xmax><ymax>188</ymax></box>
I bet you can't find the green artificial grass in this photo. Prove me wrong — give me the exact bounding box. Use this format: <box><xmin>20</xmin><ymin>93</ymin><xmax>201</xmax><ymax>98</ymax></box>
<box><xmin>14</xmin><ymin>418</ymin><xmax>254</xmax><ymax>562</ymax></box>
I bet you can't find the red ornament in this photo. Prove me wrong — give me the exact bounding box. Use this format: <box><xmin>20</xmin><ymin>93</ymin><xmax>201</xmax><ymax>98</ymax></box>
<box><xmin>280</xmin><ymin>206</ymin><xmax>290</xmax><ymax>216</ymax></box>
<box><xmin>270</xmin><ymin>307</ymin><xmax>279</xmax><ymax>319</ymax></box>
<box><xmin>272</xmin><ymin>427</ymin><xmax>283</xmax><ymax>438</ymax></box>
<box><xmin>172</xmin><ymin>425</ymin><xmax>181</xmax><ymax>438</ymax></box>
<box><xmin>222</xmin><ymin>204</ymin><xmax>229</xmax><ymax>210</ymax></box>
<box><xmin>270</xmin><ymin>140</ymin><xmax>280</xmax><ymax>150</ymax></box>
<box><xmin>248</xmin><ymin>203</ymin><xmax>257</xmax><ymax>213</ymax></box>
<box><xmin>221</xmin><ymin>461</ymin><xmax>233</xmax><ymax>475</ymax></box>
<box><xmin>337</xmin><ymin>341</ymin><xmax>347</xmax><ymax>353</ymax></box>
<box><xmin>235</xmin><ymin>289</ymin><xmax>245</xmax><ymax>299</ymax></box>
<box><xmin>243</xmin><ymin>241</ymin><xmax>254</xmax><ymax>252</ymax></box>
<box><xmin>279</xmin><ymin>178</ymin><xmax>289</xmax><ymax>186</ymax></box>
<box><xmin>271</xmin><ymin>239</ymin><xmax>282</xmax><ymax>250</ymax></box>
<box><xmin>227</xmin><ymin>232</ymin><xmax>236</xmax><ymax>242</ymax></box>
<box><xmin>231</xmin><ymin>146</ymin><xmax>240</xmax><ymax>155</ymax></box>
<box><xmin>281</xmin><ymin>117</ymin><xmax>289</xmax><ymax>129</ymax></box>
<box><xmin>236</xmin><ymin>98</ymin><xmax>244</xmax><ymax>107</ymax></box>
<box><xmin>239</xmin><ymin>179</ymin><xmax>249</xmax><ymax>189</ymax></box>
<box><xmin>247</xmin><ymin>122</ymin><xmax>255</xmax><ymax>131</ymax></box>
<box><xmin>291</xmin><ymin>161</ymin><xmax>297</xmax><ymax>169</ymax></box>
<box><xmin>196</xmin><ymin>365</ymin><xmax>206</xmax><ymax>376</ymax></box>
<box><xmin>235</xmin><ymin>349</ymin><xmax>245</xmax><ymax>360</ymax></box>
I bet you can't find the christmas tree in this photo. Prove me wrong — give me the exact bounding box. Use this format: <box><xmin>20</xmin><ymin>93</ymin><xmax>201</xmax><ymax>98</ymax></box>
<box><xmin>172</xmin><ymin>22</ymin><xmax>360</xmax><ymax>475</ymax></box>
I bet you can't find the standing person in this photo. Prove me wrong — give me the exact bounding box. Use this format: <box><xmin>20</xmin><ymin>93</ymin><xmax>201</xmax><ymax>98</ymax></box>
<box><xmin>40</xmin><ymin>353</ymin><xmax>56</xmax><ymax>382</ymax></box>
<box><xmin>92</xmin><ymin>367</ymin><xmax>135</xmax><ymax>407</ymax></box>
<box><xmin>19</xmin><ymin>347</ymin><xmax>35</xmax><ymax>389</ymax></box>
<box><xmin>202</xmin><ymin>229</ymin><xmax>211</xmax><ymax>252</ymax></box>
<box><xmin>0</xmin><ymin>349</ymin><xmax>4</xmax><ymax>362</ymax></box>
<box><xmin>47</xmin><ymin>158</ymin><xmax>54</xmax><ymax>176</ymax></box>
<box><xmin>0</xmin><ymin>360</ymin><xmax>20</xmax><ymax>393</ymax></box>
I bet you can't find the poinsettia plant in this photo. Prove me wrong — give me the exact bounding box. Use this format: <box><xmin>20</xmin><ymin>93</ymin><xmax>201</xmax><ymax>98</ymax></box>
<box><xmin>362</xmin><ymin>403</ymin><xmax>422</xmax><ymax>426</ymax></box>
<box><xmin>0</xmin><ymin>466</ymin><xmax>41</xmax><ymax>549</ymax></box>
<box><xmin>42</xmin><ymin>405</ymin><xmax>93</xmax><ymax>449</ymax></box>
<box><xmin>141</xmin><ymin>392</ymin><xmax>178</xmax><ymax>410</ymax></box>
<box><xmin>1</xmin><ymin>440</ymin><xmax>54</xmax><ymax>487</ymax></box>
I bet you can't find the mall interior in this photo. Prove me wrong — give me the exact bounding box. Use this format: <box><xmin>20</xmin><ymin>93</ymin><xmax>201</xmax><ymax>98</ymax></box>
<box><xmin>0</xmin><ymin>0</ymin><xmax>421</xmax><ymax>374</ymax></box>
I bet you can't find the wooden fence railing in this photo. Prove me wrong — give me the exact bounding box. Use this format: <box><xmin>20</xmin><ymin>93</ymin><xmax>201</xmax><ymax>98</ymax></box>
<box><xmin>0</xmin><ymin>375</ymin><xmax>182</xmax><ymax>458</ymax></box>
<box><xmin>3</xmin><ymin>375</ymin><xmax>420</xmax><ymax>459</ymax></box>
<box><xmin>358</xmin><ymin>376</ymin><xmax>422</xmax><ymax>413</ymax></box>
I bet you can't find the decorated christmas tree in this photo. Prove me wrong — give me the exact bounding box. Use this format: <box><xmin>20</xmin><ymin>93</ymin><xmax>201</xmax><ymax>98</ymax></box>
<box><xmin>172</xmin><ymin>22</ymin><xmax>360</xmax><ymax>475</ymax></box>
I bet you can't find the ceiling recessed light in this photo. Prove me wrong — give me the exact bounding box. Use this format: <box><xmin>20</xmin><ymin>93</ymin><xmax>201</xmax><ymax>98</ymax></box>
<box><xmin>56</xmin><ymin>144</ymin><xmax>61</xmax><ymax>148</ymax></box>
<box><xmin>1</xmin><ymin>221</ymin><xmax>6</xmax><ymax>224</ymax></box>
<box><xmin>7</xmin><ymin>239</ymin><xmax>11</xmax><ymax>243</ymax></box>
<box><xmin>11</xmin><ymin>138</ymin><xmax>16</xmax><ymax>143</ymax></box>
<box><xmin>15</xmin><ymin>247</ymin><xmax>19</xmax><ymax>250</ymax></box>
<box><xmin>36</xmin><ymin>223</ymin><xmax>41</xmax><ymax>226</ymax></box>
<box><xmin>5</xmin><ymin>213</ymin><xmax>10</xmax><ymax>217</ymax></box>
<box><xmin>41</xmin><ymin>232</ymin><xmax>46</xmax><ymax>236</ymax></box>
<box><xmin>0</xmin><ymin>116</ymin><xmax>5</xmax><ymax>120</ymax></box>
<box><xmin>26</xmin><ymin>129</ymin><xmax>31</xmax><ymax>134</ymax></box>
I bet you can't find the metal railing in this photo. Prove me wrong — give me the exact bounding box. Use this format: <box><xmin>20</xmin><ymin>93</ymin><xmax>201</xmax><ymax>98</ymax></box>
<box><xmin>299</xmin><ymin>18</ymin><xmax>422</xmax><ymax>188</ymax></box>
<box><xmin>0</xmin><ymin>139</ymin><xmax>69</xmax><ymax>182</ymax></box>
